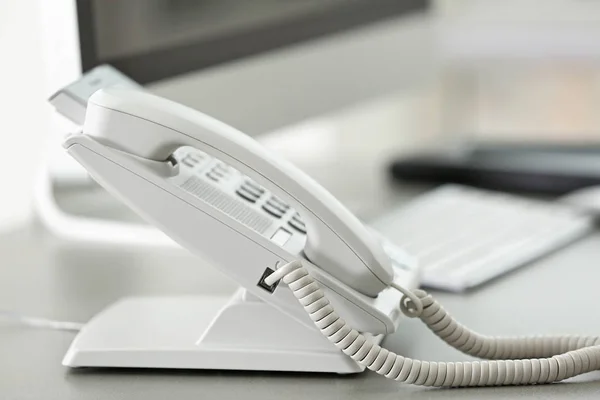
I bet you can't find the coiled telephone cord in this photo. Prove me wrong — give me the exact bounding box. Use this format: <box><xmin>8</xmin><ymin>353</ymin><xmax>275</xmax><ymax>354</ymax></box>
<box><xmin>265</xmin><ymin>260</ymin><xmax>600</xmax><ymax>387</ymax></box>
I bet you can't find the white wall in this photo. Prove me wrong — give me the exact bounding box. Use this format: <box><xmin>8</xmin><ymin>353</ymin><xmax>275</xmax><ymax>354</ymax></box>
<box><xmin>435</xmin><ymin>0</ymin><xmax>600</xmax><ymax>59</ymax></box>
<box><xmin>0</xmin><ymin>0</ymin><xmax>49</xmax><ymax>230</ymax></box>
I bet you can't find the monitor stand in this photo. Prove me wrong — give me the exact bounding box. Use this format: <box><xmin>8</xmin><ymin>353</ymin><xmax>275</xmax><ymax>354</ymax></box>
<box><xmin>62</xmin><ymin>288</ymin><xmax>386</xmax><ymax>373</ymax></box>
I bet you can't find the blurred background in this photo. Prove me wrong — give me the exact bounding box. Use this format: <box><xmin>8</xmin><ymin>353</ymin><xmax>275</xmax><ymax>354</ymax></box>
<box><xmin>3</xmin><ymin>2</ymin><xmax>600</xmax><ymax>393</ymax></box>
<box><xmin>2</xmin><ymin>0</ymin><xmax>600</xmax><ymax>235</ymax></box>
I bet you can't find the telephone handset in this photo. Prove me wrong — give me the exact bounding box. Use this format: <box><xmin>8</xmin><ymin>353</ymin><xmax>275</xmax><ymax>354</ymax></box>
<box><xmin>78</xmin><ymin>88</ymin><xmax>392</xmax><ymax>297</ymax></box>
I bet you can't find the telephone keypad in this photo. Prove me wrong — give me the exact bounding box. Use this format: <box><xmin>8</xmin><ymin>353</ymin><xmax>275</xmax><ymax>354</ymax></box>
<box><xmin>176</xmin><ymin>147</ymin><xmax>308</xmax><ymax>239</ymax></box>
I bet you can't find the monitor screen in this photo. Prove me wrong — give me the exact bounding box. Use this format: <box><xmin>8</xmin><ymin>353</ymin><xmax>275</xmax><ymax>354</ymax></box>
<box><xmin>76</xmin><ymin>0</ymin><xmax>429</xmax><ymax>84</ymax></box>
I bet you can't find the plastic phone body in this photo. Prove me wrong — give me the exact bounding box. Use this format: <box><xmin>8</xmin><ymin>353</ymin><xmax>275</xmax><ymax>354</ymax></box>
<box><xmin>61</xmin><ymin>88</ymin><xmax>419</xmax><ymax>372</ymax></box>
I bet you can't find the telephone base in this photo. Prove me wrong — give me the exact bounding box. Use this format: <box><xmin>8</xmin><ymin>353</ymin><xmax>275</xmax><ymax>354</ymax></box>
<box><xmin>63</xmin><ymin>288</ymin><xmax>384</xmax><ymax>373</ymax></box>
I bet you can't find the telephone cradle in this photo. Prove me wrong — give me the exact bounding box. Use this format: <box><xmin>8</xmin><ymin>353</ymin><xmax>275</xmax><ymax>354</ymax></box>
<box><xmin>63</xmin><ymin>282</ymin><xmax>416</xmax><ymax>373</ymax></box>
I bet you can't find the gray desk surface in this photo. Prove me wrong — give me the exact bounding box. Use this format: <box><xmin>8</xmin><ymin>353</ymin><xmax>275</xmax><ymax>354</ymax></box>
<box><xmin>3</xmin><ymin>93</ymin><xmax>600</xmax><ymax>399</ymax></box>
<box><xmin>3</xmin><ymin>210</ymin><xmax>600</xmax><ymax>399</ymax></box>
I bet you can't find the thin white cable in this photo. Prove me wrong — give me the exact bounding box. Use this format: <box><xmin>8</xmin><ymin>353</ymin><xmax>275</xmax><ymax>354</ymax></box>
<box><xmin>265</xmin><ymin>260</ymin><xmax>600</xmax><ymax>387</ymax></box>
<box><xmin>0</xmin><ymin>310</ymin><xmax>83</xmax><ymax>332</ymax></box>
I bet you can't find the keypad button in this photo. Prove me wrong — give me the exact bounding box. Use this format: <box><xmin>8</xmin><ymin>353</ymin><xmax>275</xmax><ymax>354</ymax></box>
<box><xmin>181</xmin><ymin>155</ymin><xmax>200</xmax><ymax>168</ymax></box>
<box><xmin>181</xmin><ymin>159</ymin><xmax>195</xmax><ymax>168</ymax></box>
<box><xmin>213</xmin><ymin>163</ymin><xmax>229</xmax><ymax>174</ymax></box>
<box><xmin>266</xmin><ymin>199</ymin><xmax>287</xmax><ymax>214</ymax></box>
<box><xmin>236</xmin><ymin>188</ymin><xmax>258</xmax><ymax>203</ymax></box>
<box><xmin>244</xmin><ymin>180</ymin><xmax>265</xmax><ymax>194</ymax></box>
<box><xmin>288</xmin><ymin>218</ymin><xmax>306</xmax><ymax>234</ymax></box>
<box><xmin>187</xmin><ymin>148</ymin><xmax>206</xmax><ymax>157</ymax></box>
<box><xmin>206</xmin><ymin>173</ymin><xmax>220</xmax><ymax>182</ymax></box>
<box><xmin>292</xmin><ymin>213</ymin><xmax>304</xmax><ymax>224</ymax></box>
<box><xmin>187</xmin><ymin>153</ymin><xmax>203</xmax><ymax>163</ymax></box>
<box><xmin>293</xmin><ymin>219</ymin><xmax>305</xmax><ymax>230</ymax></box>
<box><xmin>241</xmin><ymin>184</ymin><xmax>263</xmax><ymax>198</ymax></box>
<box><xmin>262</xmin><ymin>203</ymin><xmax>284</xmax><ymax>218</ymax></box>
<box><xmin>269</xmin><ymin>196</ymin><xmax>290</xmax><ymax>210</ymax></box>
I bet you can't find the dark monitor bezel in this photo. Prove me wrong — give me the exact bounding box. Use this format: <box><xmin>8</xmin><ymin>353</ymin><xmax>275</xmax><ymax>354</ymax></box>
<box><xmin>76</xmin><ymin>0</ymin><xmax>429</xmax><ymax>84</ymax></box>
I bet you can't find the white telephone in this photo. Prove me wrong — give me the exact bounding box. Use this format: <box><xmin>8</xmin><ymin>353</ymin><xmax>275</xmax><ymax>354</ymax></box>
<box><xmin>60</xmin><ymin>87</ymin><xmax>600</xmax><ymax>388</ymax></box>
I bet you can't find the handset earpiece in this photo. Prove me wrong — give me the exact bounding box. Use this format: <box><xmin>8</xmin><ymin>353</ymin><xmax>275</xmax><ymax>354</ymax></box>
<box><xmin>83</xmin><ymin>88</ymin><xmax>393</xmax><ymax>297</ymax></box>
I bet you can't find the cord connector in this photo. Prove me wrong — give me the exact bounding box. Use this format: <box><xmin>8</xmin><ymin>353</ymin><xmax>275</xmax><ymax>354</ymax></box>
<box><xmin>257</xmin><ymin>266</ymin><xmax>280</xmax><ymax>293</ymax></box>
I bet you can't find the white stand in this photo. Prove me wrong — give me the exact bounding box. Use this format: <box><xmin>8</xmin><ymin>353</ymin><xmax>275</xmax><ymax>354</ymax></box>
<box><xmin>63</xmin><ymin>288</ymin><xmax>384</xmax><ymax>373</ymax></box>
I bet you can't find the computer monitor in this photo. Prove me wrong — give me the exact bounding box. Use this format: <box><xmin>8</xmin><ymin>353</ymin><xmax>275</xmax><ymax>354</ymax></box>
<box><xmin>36</xmin><ymin>0</ymin><xmax>431</xmax><ymax>245</ymax></box>
<box><xmin>77</xmin><ymin>1</ymin><xmax>428</xmax><ymax>84</ymax></box>
<box><xmin>43</xmin><ymin>0</ymin><xmax>429</xmax><ymax>137</ymax></box>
